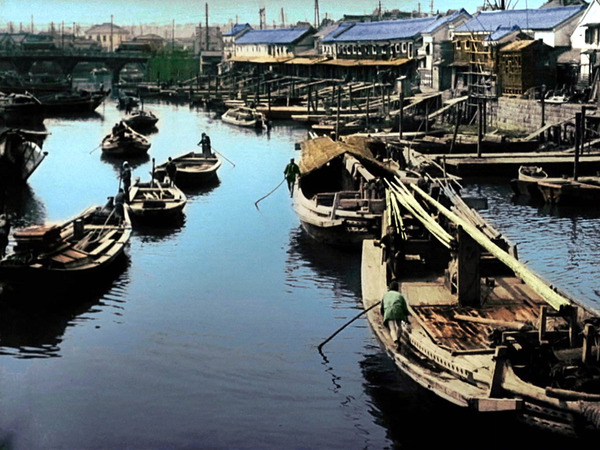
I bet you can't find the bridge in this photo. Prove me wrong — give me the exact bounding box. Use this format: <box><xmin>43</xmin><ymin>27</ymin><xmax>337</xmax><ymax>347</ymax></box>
<box><xmin>0</xmin><ymin>50</ymin><xmax>152</xmax><ymax>84</ymax></box>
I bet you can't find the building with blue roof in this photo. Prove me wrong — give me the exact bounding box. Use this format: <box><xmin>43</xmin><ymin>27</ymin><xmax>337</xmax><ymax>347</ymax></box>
<box><xmin>320</xmin><ymin>16</ymin><xmax>438</xmax><ymax>61</ymax></box>
<box><xmin>418</xmin><ymin>9</ymin><xmax>472</xmax><ymax>91</ymax></box>
<box><xmin>231</xmin><ymin>27</ymin><xmax>315</xmax><ymax>64</ymax></box>
<box><xmin>451</xmin><ymin>6</ymin><xmax>585</xmax><ymax>98</ymax></box>
<box><xmin>455</xmin><ymin>5</ymin><xmax>585</xmax><ymax>47</ymax></box>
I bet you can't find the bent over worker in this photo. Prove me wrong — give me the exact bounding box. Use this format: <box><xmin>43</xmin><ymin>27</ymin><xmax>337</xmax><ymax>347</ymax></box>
<box><xmin>380</xmin><ymin>280</ymin><xmax>409</xmax><ymax>346</ymax></box>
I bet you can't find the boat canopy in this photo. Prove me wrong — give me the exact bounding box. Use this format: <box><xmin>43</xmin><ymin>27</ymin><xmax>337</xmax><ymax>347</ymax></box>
<box><xmin>299</xmin><ymin>135</ymin><xmax>385</xmax><ymax>176</ymax></box>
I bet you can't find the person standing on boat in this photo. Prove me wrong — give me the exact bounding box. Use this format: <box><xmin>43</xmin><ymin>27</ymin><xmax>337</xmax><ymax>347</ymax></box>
<box><xmin>0</xmin><ymin>214</ymin><xmax>10</xmax><ymax>258</ymax></box>
<box><xmin>375</xmin><ymin>225</ymin><xmax>403</xmax><ymax>280</ymax></box>
<box><xmin>198</xmin><ymin>132</ymin><xmax>212</xmax><ymax>156</ymax></box>
<box><xmin>120</xmin><ymin>161</ymin><xmax>132</xmax><ymax>196</ymax></box>
<box><xmin>283</xmin><ymin>158</ymin><xmax>301</xmax><ymax>197</ymax></box>
<box><xmin>380</xmin><ymin>280</ymin><xmax>409</xmax><ymax>346</ymax></box>
<box><xmin>166</xmin><ymin>157</ymin><xmax>177</xmax><ymax>186</ymax></box>
<box><xmin>114</xmin><ymin>188</ymin><xmax>126</xmax><ymax>223</ymax></box>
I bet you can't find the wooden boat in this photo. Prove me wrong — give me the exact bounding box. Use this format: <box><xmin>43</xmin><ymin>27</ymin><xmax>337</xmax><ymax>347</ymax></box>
<box><xmin>0</xmin><ymin>128</ymin><xmax>48</xmax><ymax>183</ymax></box>
<box><xmin>153</xmin><ymin>151</ymin><xmax>222</xmax><ymax>187</ymax></box>
<box><xmin>0</xmin><ymin>201</ymin><xmax>132</xmax><ymax>283</ymax></box>
<box><xmin>38</xmin><ymin>89</ymin><xmax>110</xmax><ymax>114</ymax></box>
<box><xmin>126</xmin><ymin>177</ymin><xmax>187</xmax><ymax>223</ymax></box>
<box><xmin>510</xmin><ymin>165</ymin><xmax>548</xmax><ymax>200</ymax></box>
<box><xmin>361</xmin><ymin>176</ymin><xmax>600</xmax><ymax>438</ymax></box>
<box><xmin>221</xmin><ymin>106</ymin><xmax>266</xmax><ymax>129</ymax></box>
<box><xmin>0</xmin><ymin>92</ymin><xmax>44</xmax><ymax>120</ymax></box>
<box><xmin>122</xmin><ymin>108</ymin><xmax>159</xmax><ymax>132</ymax></box>
<box><xmin>101</xmin><ymin>122</ymin><xmax>151</xmax><ymax>158</ymax></box>
<box><xmin>536</xmin><ymin>176</ymin><xmax>600</xmax><ymax>206</ymax></box>
<box><xmin>295</xmin><ymin>135</ymin><xmax>408</xmax><ymax>247</ymax></box>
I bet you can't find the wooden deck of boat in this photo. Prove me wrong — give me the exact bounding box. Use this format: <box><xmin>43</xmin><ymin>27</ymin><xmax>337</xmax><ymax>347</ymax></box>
<box><xmin>362</xmin><ymin>239</ymin><xmax>564</xmax><ymax>355</ymax></box>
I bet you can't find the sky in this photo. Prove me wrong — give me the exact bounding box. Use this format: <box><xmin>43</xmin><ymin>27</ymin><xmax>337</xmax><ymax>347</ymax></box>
<box><xmin>0</xmin><ymin>0</ymin><xmax>548</xmax><ymax>29</ymax></box>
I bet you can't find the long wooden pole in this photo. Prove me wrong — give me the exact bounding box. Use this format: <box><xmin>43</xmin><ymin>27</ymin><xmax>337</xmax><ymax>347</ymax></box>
<box><xmin>317</xmin><ymin>301</ymin><xmax>381</xmax><ymax>353</ymax></box>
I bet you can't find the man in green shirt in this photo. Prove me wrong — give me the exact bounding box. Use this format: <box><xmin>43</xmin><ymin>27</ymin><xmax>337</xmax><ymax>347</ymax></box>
<box><xmin>381</xmin><ymin>280</ymin><xmax>409</xmax><ymax>346</ymax></box>
<box><xmin>283</xmin><ymin>158</ymin><xmax>301</xmax><ymax>197</ymax></box>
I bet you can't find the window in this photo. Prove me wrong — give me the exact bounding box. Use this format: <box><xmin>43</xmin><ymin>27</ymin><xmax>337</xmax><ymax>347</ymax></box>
<box><xmin>455</xmin><ymin>40</ymin><xmax>461</xmax><ymax>50</ymax></box>
<box><xmin>401</xmin><ymin>42</ymin><xmax>407</xmax><ymax>52</ymax></box>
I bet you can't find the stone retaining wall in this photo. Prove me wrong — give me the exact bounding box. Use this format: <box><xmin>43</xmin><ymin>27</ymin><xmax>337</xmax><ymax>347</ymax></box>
<box><xmin>487</xmin><ymin>97</ymin><xmax>584</xmax><ymax>134</ymax></box>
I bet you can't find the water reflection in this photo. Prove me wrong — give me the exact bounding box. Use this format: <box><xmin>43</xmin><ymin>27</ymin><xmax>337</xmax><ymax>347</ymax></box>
<box><xmin>0</xmin><ymin>256</ymin><xmax>131</xmax><ymax>359</ymax></box>
<box><xmin>285</xmin><ymin>226</ymin><xmax>361</xmax><ymax>301</ymax></box>
<box><xmin>0</xmin><ymin>183</ymin><xmax>47</xmax><ymax>227</ymax></box>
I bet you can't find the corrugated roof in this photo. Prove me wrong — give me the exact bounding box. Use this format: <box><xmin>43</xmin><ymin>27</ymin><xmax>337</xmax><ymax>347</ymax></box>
<box><xmin>223</xmin><ymin>23</ymin><xmax>251</xmax><ymax>37</ymax></box>
<box><xmin>235</xmin><ymin>28</ymin><xmax>311</xmax><ymax>45</ymax></box>
<box><xmin>322</xmin><ymin>16</ymin><xmax>438</xmax><ymax>43</ymax></box>
<box><xmin>455</xmin><ymin>6</ymin><xmax>585</xmax><ymax>33</ymax></box>
<box><xmin>421</xmin><ymin>9</ymin><xmax>472</xmax><ymax>34</ymax></box>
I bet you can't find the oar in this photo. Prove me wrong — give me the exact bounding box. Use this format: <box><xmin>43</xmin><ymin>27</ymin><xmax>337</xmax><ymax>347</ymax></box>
<box><xmin>208</xmin><ymin>146</ymin><xmax>235</xmax><ymax>167</ymax></box>
<box><xmin>317</xmin><ymin>301</ymin><xmax>381</xmax><ymax>353</ymax></box>
<box><xmin>254</xmin><ymin>178</ymin><xmax>285</xmax><ymax>210</ymax></box>
<box><xmin>89</xmin><ymin>143</ymin><xmax>102</xmax><ymax>154</ymax></box>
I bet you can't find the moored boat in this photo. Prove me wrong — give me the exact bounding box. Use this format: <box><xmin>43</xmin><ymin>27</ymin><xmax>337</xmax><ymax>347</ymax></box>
<box><xmin>0</xmin><ymin>91</ymin><xmax>44</xmax><ymax>121</ymax></box>
<box><xmin>0</xmin><ymin>201</ymin><xmax>132</xmax><ymax>284</ymax></box>
<box><xmin>38</xmin><ymin>89</ymin><xmax>110</xmax><ymax>115</ymax></box>
<box><xmin>295</xmin><ymin>135</ymin><xmax>403</xmax><ymax>247</ymax></box>
<box><xmin>536</xmin><ymin>176</ymin><xmax>600</xmax><ymax>206</ymax></box>
<box><xmin>0</xmin><ymin>128</ymin><xmax>48</xmax><ymax>183</ymax></box>
<box><xmin>154</xmin><ymin>151</ymin><xmax>222</xmax><ymax>187</ymax></box>
<box><xmin>361</xmin><ymin>176</ymin><xmax>600</xmax><ymax>438</ymax></box>
<box><xmin>510</xmin><ymin>165</ymin><xmax>548</xmax><ymax>200</ymax></box>
<box><xmin>126</xmin><ymin>177</ymin><xmax>187</xmax><ymax>223</ymax></box>
<box><xmin>101</xmin><ymin>122</ymin><xmax>151</xmax><ymax>158</ymax></box>
<box><xmin>221</xmin><ymin>106</ymin><xmax>266</xmax><ymax>129</ymax></box>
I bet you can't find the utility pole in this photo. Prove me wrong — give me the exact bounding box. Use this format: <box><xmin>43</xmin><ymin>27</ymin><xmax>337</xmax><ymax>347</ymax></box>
<box><xmin>259</xmin><ymin>8</ymin><xmax>265</xmax><ymax>30</ymax></box>
<box><xmin>205</xmin><ymin>3</ymin><xmax>209</xmax><ymax>51</ymax></box>
<box><xmin>110</xmin><ymin>14</ymin><xmax>114</xmax><ymax>52</ymax></box>
<box><xmin>31</xmin><ymin>15</ymin><xmax>34</xmax><ymax>33</ymax></box>
<box><xmin>281</xmin><ymin>8</ymin><xmax>285</xmax><ymax>28</ymax></box>
<box><xmin>172</xmin><ymin>19</ymin><xmax>175</xmax><ymax>50</ymax></box>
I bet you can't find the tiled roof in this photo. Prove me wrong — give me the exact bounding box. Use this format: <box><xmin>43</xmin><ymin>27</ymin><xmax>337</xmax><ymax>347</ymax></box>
<box><xmin>322</xmin><ymin>16</ymin><xmax>438</xmax><ymax>42</ymax></box>
<box><xmin>455</xmin><ymin>5</ymin><xmax>585</xmax><ymax>33</ymax></box>
<box><xmin>235</xmin><ymin>28</ymin><xmax>311</xmax><ymax>45</ymax></box>
<box><xmin>224</xmin><ymin>23</ymin><xmax>252</xmax><ymax>37</ymax></box>
<box><xmin>86</xmin><ymin>23</ymin><xmax>129</xmax><ymax>35</ymax></box>
<box><xmin>421</xmin><ymin>9</ymin><xmax>472</xmax><ymax>33</ymax></box>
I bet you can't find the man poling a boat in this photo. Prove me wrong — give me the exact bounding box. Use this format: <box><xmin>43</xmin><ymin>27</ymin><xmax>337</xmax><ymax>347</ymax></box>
<box><xmin>283</xmin><ymin>158</ymin><xmax>301</xmax><ymax>197</ymax></box>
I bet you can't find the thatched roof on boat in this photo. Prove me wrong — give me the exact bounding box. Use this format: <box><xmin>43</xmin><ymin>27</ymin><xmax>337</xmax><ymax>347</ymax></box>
<box><xmin>299</xmin><ymin>135</ymin><xmax>386</xmax><ymax>175</ymax></box>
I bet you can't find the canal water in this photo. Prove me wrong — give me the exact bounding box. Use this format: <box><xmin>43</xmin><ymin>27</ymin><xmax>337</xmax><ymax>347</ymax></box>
<box><xmin>0</xmin><ymin>98</ymin><xmax>598</xmax><ymax>449</ymax></box>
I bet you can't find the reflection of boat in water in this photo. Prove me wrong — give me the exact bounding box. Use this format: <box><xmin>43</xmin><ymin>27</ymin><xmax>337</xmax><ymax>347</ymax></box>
<box><xmin>0</xmin><ymin>201</ymin><xmax>132</xmax><ymax>285</ymax></box>
<box><xmin>0</xmin><ymin>128</ymin><xmax>48</xmax><ymax>184</ymax></box>
<box><xmin>361</xmin><ymin>176</ymin><xmax>600</xmax><ymax>438</ymax></box>
<box><xmin>0</xmin><ymin>256</ymin><xmax>130</xmax><ymax>358</ymax></box>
